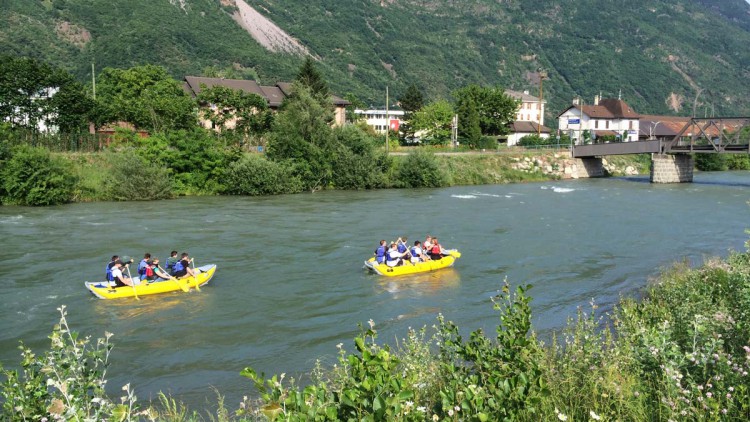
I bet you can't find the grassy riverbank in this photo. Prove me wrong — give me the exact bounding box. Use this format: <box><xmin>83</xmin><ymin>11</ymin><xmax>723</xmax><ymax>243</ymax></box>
<box><xmin>3</xmin><ymin>240</ymin><xmax>749</xmax><ymax>420</ymax></box>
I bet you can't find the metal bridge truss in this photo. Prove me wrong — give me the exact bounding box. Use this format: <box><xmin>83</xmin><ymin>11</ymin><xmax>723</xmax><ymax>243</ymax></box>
<box><xmin>663</xmin><ymin>117</ymin><xmax>750</xmax><ymax>154</ymax></box>
<box><xmin>572</xmin><ymin>117</ymin><xmax>750</xmax><ymax>158</ymax></box>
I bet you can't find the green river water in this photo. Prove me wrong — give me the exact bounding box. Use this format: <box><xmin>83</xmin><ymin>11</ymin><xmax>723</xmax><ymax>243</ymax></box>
<box><xmin>1</xmin><ymin>172</ymin><xmax>749</xmax><ymax>410</ymax></box>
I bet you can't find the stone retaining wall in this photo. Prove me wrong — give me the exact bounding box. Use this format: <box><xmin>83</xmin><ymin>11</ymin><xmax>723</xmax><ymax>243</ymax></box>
<box><xmin>510</xmin><ymin>152</ymin><xmax>640</xmax><ymax>179</ymax></box>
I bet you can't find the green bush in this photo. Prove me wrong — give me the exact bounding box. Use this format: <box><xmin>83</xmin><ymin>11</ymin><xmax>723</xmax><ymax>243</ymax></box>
<box><xmin>726</xmin><ymin>154</ymin><xmax>750</xmax><ymax>170</ymax></box>
<box><xmin>695</xmin><ymin>153</ymin><xmax>727</xmax><ymax>171</ymax></box>
<box><xmin>104</xmin><ymin>152</ymin><xmax>174</xmax><ymax>201</ymax></box>
<box><xmin>1</xmin><ymin>306</ymin><xmax>141</xmax><ymax>421</ymax></box>
<box><xmin>221</xmin><ymin>154</ymin><xmax>302</xmax><ymax>196</ymax></box>
<box><xmin>475</xmin><ymin>135</ymin><xmax>497</xmax><ymax>150</ymax></box>
<box><xmin>330</xmin><ymin>125</ymin><xmax>390</xmax><ymax>189</ymax></box>
<box><xmin>517</xmin><ymin>134</ymin><xmax>548</xmax><ymax>147</ymax></box>
<box><xmin>0</xmin><ymin>145</ymin><xmax>77</xmax><ymax>206</ymax></box>
<box><xmin>396</xmin><ymin>149</ymin><xmax>448</xmax><ymax>188</ymax></box>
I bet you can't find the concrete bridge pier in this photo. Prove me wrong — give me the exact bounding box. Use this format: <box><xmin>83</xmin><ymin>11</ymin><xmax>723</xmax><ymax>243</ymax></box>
<box><xmin>574</xmin><ymin>157</ymin><xmax>605</xmax><ymax>178</ymax></box>
<box><xmin>650</xmin><ymin>154</ymin><xmax>693</xmax><ymax>183</ymax></box>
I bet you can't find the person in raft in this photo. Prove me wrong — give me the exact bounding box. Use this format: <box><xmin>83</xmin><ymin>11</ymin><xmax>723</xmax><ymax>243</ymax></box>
<box><xmin>137</xmin><ymin>253</ymin><xmax>152</xmax><ymax>280</ymax></box>
<box><xmin>428</xmin><ymin>237</ymin><xmax>447</xmax><ymax>260</ymax></box>
<box><xmin>110</xmin><ymin>260</ymin><xmax>136</xmax><ymax>287</ymax></box>
<box><xmin>374</xmin><ymin>240</ymin><xmax>387</xmax><ymax>264</ymax></box>
<box><xmin>165</xmin><ymin>250</ymin><xmax>179</xmax><ymax>275</ymax></box>
<box><xmin>143</xmin><ymin>258</ymin><xmax>174</xmax><ymax>282</ymax></box>
<box><xmin>386</xmin><ymin>243</ymin><xmax>408</xmax><ymax>267</ymax></box>
<box><xmin>172</xmin><ymin>252</ymin><xmax>196</xmax><ymax>279</ymax></box>
<box><xmin>410</xmin><ymin>240</ymin><xmax>429</xmax><ymax>263</ymax></box>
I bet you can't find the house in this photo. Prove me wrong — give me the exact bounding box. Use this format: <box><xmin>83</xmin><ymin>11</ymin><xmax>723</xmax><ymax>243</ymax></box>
<box><xmin>353</xmin><ymin>109</ymin><xmax>405</xmax><ymax>134</ymax></box>
<box><xmin>504</xmin><ymin>90</ymin><xmax>551</xmax><ymax>145</ymax></box>
<box><xmin>506</xmin><ymin>90</ymin><xmax>546</xmax><ymax>126</ymax></box>
<box><xmin>506</xmin><ymin>121</ymin><xmax>552</xmax><ymax>146</ymax></box>
<box><xmin>638</xmin><ymin>115</ymin><xmax>691</xmax><ymax>141</ymax></box>
<box><xmin>558</xmin><ymin>96</ymin><xmax>640</xmax><ymax>144</ymax></box>
<box><xmin>182</xmin><ymin>76</ymin><xmax>350</xmax><ymax>129</ymax></box>
<box><xmin>2</xmin><ymin>87</ymin><xmax>60</xmax><ymax>133</ymax></box>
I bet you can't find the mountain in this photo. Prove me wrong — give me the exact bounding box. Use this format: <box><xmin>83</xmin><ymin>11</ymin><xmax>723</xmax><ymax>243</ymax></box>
<box><xmin>2</xmin><ymin>0</ymin><xmax>750</xmax><ymax>124</ymax></box>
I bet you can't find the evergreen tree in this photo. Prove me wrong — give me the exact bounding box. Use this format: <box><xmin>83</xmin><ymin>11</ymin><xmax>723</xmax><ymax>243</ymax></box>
<box><xmin>456</xmin><ymin>96</ymin><xmax>482</xmax><ymax>147</ymax></box>
<box><xmin>397</xmin><ymin>84</ymin><xmax>424</xmax><ymax>141</ymax></box>
<box><xmin>295</xmin><ymin>57</ymin><xmax>329</xmax><ymax>99</ymax></box>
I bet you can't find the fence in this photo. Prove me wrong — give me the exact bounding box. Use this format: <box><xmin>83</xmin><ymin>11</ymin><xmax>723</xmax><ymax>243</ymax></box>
<box><xmin>4</xmin><ymin>131</ymin><xmax>107</xmax><ymax>152</ymax></box>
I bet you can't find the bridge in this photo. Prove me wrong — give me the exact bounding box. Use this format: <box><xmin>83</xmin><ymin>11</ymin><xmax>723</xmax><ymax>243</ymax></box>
<box><xmin>571</xmin><ymin>118</ymin><xmax>750</xmax><ymax>183</ymax></box>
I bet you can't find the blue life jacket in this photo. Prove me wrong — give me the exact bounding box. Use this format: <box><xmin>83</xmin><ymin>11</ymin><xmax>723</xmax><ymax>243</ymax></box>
<box><xmin>105</xmin><ymin>262</ymin><xmax>114</xmax><ymax>281</ymax></box>
<box><xmin>375</xmin><ymin>246</ymin><xmax>386</xmax><ymax>263</ymax></box>
<box><xmin>166</xmin><ymin>258</ymin><xmax>177</xmax><ymax>272</ymax></box>
<box><xmin>173</xmin><ymin>259</ymin><xmax>185</xmax><ymax>273</ymax></box>
<box><xmin>410</xmin><ymin>246</ymin><xmax>420</xmax><ymax>257</ymax></box>
<box><xmin>397</xmin><ymin>243</ymin><xmax>407</xmax><ymax>253</ymax></box>
<box><xmin>138</xmin><ymin>259</ymin><xmax>149</xmax><ymax>278</ymax></box>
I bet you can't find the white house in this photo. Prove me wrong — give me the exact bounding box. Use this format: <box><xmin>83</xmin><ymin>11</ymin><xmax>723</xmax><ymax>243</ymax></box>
<box><xmin>353</xmin><ymin>109</ymin><xmax>405</xmax><ymax>133</ymax></box>
<box><xmin>3</xmin><ymin>86</ymin><xmax>61</xmax><ymax>133</ymax></box>
<box><xmin>557</xmin><ymin>96</ymin><xmax>640</xmax><ymax>144</ymax></box>
<box><xmin>506</xmin><ymin>89</ymin><xmax>546</xmax><ymax>126</ymax></box>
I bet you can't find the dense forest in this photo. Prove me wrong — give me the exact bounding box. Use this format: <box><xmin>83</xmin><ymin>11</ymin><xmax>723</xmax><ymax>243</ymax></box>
<box><xmin>1</xmin><ymin>0</ymin><xmax>750</xmax><ymax>124</ymax></box>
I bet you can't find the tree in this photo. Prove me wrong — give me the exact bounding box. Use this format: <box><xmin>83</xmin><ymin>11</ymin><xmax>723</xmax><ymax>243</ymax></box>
<box><xmin>452</xmin><ymin>85</ymin><xmax>519</xmax><ymax>136</ymax></box>
<box><xmin>397</xmin><ymin>83</ymin><xmax>425</xmax><ymax>141</ymax></box>
<box><xmin>0</xmin><ymin>55</ymin><xmax>94</xmax><ymax>133</ymax></box>
<box><xmin>267</xmin><ymin>83</ymin><xmax>335</xmax><ymax>191</ymax></box>
<box><xmin>196</xmin><ymin>85</ymin><xmax>273</xmax><ymax>143</ymax></box>
<box><xmin>94</xmin><ymin>65</ymin><xmax>196</xmax><ymax>132</ymax></box>
<box><xmin>295</xmin><ymin>57</ymin><xmax>329</xmax><ymax>99</ymax></box>
<box><xmin>455</xmin><ymin>95</ymin><xmax>482</xmax><ymax>147</ymax></box>
<box><xmin>410</xmin><ymin>100</ymin><xmax>454</xmax><ymax>145</ymax></box>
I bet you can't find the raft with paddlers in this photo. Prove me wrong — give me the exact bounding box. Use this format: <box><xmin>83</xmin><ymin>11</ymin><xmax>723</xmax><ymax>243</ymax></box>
<box><xmin>85</xmin><ymin>264</ymin><xmax>217</xmax><ymax>299</ymax></box>
<box><xmin>364</xmin><ymin>250</ymin><xmax>461</xmax><ymax>277</ymax></box>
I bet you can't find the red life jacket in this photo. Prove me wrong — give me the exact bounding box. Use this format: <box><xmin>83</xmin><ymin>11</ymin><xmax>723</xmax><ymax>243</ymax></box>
<box><xmin>145</xmin><ymin>266</ymin><xmax>155</xmax><ymax>278</ymax></box>
<box><xmin>431</xmin><ymin>244</ymin><xmax>441</xmax><ymax>254</ymax></box>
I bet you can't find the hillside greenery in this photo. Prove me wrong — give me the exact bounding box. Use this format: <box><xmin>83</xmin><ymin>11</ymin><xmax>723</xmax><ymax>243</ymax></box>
<box><xmin>1</xmin><ymin>0</ymin><xmax>749</xmax><ymax>124</ymax></box>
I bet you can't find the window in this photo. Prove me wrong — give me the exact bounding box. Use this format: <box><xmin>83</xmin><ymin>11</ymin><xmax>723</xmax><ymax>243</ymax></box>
<box><xmin>595</xmin><ymin>120</ymin><xmax>599</xmax><ymax>129</ymax></box>
<box><xmin>606</xmin><ymin>121</ymin><xmax>610</xmax><ymax>129</ymax></box>
<box><xmin>629</xmin><ymin>121</ymin><xmax>633</xmax><ymax>130</ymax></box>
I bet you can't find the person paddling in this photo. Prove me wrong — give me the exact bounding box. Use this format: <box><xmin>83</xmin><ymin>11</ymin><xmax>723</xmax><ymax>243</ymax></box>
<box><xmin>410</xmin><ymin>240</ymin><xmax>429</xmax><ymax>263</ymax></box>
<box><xmin>165</xmin><ymin>250</ymin><xmax>179</xmax><ymax>275</ymax></box>
<box><xmin>110</xmin><ymin>260</ymin><xmax>136</xmax><ymax>288</ymax></box>
<box><xmin>374</xmin><ymin>240</ymin><xmax>387</xmax><ymax>264</ymax></box>
<box><xmin>144</xmin><ymin>258</ymin><xmax>173</xmax><ymax>282</ymax></box>
<box><xmin>172</xmin><ymin>252</ymin><xmax>195</xmax><ymax>279</ymax></box>
<box><xmin>386</xmin><ymin>243</ymin><xmax>407</xmax><ymax>267</ymax></box>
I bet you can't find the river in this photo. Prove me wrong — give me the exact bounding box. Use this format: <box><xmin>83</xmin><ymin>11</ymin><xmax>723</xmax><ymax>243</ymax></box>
<box><xmin>1</xmin><ymin>172</ymin><xmax>749</xmax><ymax>410</ymax></box>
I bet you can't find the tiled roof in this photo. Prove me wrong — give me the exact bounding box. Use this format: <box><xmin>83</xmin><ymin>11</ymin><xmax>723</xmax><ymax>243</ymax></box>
<box><xmin>506</xmin><ymin>90</ymin><xmax>543</xmax><ymax>103</ymax></box>
<box><xmin>184</xmin><ymin>76</ymin><xmax>264</xmax><ymax>97</ymax></box>
<box><xmin>558</xmin><ymin>98</ymin><xmax>639</xmax><ymax>119</ymax></box>
<box><xmin>184</xmin><ymin>77</ymin><xmax>350</xmax><ymax>108</ymax></box>
<box><xmin>509</xmin><ymin>121</ymin><xmax>551</xmax><ymax>134</ymax></box>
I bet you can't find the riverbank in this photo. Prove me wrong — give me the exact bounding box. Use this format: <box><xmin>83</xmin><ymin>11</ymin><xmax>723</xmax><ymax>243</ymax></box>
<box><xmin>63</xmin><ymin>149</ymin><xmax>650</xmax><ymax>202</ymax></box>
<box><xmin>4</xmin><ymin>242</ymin><xmax>749</xmax><ymax>420</ymax></box>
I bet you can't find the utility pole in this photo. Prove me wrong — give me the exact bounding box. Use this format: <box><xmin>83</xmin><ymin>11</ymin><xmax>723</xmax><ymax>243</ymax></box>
<box><xmin>537</xmin><ymin>69</ymin><xmax>547</xmax><ymax>136</ymax></box>
<box><xmin>451</xmin><ymin>114</ymin><xmax>458</xmax><ymax>148</ymax></box>
<box><xmin>91</xmin><ymin>62</ymin><xmax>96</xmax><ymax>100</ymax></box>
<box><xmin>385</xmin><ymin>86</ymin><xmax>389</xmax><ymax>153</ymax></box>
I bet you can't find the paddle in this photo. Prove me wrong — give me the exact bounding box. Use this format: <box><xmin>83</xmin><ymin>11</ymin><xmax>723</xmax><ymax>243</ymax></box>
<box><xmin>124</xmin><ymin>264</ymin><xmax>139</xmax><ymax>300</ymax></box>
<box><xmin>157</xmin><ymin>263</ymin><xmax>188</xmax><ymax>293</ymax></box>
<box><xmin>190</xmin><ymin>258</ymin><xmax>201</xmax><ymax>292</ymax></box>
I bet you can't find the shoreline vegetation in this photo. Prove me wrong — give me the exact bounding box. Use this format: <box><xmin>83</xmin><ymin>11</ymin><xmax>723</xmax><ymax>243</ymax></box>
<box><xmin>1</xmin><ymin>126</ymin><xmax>654</xmax><ymax>207</ymax></box>
<box><xmin>3</xmin><ymin>240</ymin><xmax>750</xmax><ymax>420</ymax></box>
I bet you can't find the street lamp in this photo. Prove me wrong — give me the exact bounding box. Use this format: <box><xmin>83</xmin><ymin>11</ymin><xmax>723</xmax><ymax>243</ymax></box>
<box><xmin>649</xmin><ymin>121</ymin><xmax>661</xmax><ymax>140</ymax></box>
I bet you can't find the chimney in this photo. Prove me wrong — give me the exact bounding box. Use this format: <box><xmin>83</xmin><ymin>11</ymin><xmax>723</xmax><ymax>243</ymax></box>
<box><xmin>572</xmin><ymin>97</ymin><xmax>580</xmax><ymax>106</ymax></box>
<box><xmin>523</xmin><ymin>90</ymin><xmax>529</xmax><ymax>95</ymax></box>
<box><xmin>594</xmin><ymin>95</ymin><xmax>599</xmax><ymax>106</ymax></box>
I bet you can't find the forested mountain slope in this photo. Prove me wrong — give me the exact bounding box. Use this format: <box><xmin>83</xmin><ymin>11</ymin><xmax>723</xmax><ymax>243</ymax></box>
<box><xmin>2</xmin><ymin>0</ymin><xmax>749</xmax><ymax>121</ymax></box>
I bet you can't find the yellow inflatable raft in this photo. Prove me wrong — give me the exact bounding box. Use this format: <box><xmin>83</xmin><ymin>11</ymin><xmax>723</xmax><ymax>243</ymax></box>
<box><xmin>364</xmin><ymin>250</ymin><xmax>461</xmax><ymax>277</ymax></box>
<box><xmin>84</xmin><ymin>264</ymin><xmax>217</xmax><ymax>299</ymax></box>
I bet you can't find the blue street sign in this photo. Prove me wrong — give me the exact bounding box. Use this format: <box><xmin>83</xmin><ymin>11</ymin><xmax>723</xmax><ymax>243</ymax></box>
<box><xmin>568</xmin><ymin>118</ymin><xmax>580</xmax><ymax>124</ymax></box>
